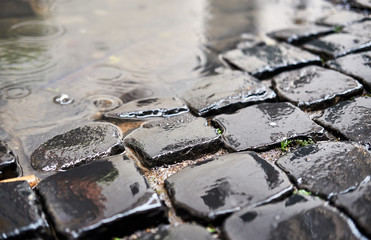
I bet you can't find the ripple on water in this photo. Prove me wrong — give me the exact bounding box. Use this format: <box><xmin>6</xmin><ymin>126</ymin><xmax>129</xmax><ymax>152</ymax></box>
<box><xmin>87</xmin><ymin>65</ymin><xmax>127</xmax><ymax>82</ymax></box>
<box><xmin>0</xmin><ymin>84</ymin><xmax>31</xmax><ymax>100</ymax></box>
<box><xmin>84</xmin><ymin>95</ymin><xmax>123</xmax><ymax>112</ymax></box>
<box><xmin>9</xmin><ymin>20</ymin><xmax>65</xmax><ymax>41</ymax></box>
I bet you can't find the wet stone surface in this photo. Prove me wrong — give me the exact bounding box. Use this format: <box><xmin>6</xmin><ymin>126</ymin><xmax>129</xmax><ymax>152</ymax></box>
<box><xmin>0</xmin><ymin>181</ymin><xmax>52</xmax><ymax>239</ymax></box>
<box><xmin>277</xmin><ymin>141</ymin><xmax>371</xmax><ymax>198</ymax></box>
<box><xmin>0</xmin><ymin>140</ymin><xmax>21</xmax><ymax>180</ymax></box>
<box><xmin>315</xmin><ymin>10</ymin><xmax>368</xmax><ymax>27</ymax></box>
<box><xmin>344</xmin><ymin>20</ymin><xmax>371</xmax><ymax>39</ymax></box>
<box><xmin>31</xmin><ymin>123</ymin><xmax>124</xmax><ymax>172</ymax></box>
<box><xmin>316</xmin><ymin>97</ymin><xmax>371</xmax><ymax>145</ymax></box>
<box><xmin>223</xmin><ymin>194</ymin><xmax>363</xmax><ymax>240</ymax></box>
<box><xmin>273</xmin><ymin>66</ymin><xmax>363</xmax><ymax>109</ymax></box>
<box><xmin>332</xmin><ymin>180</ymin><xmax>371</xmax><ymax>237</ymax></box>
<box><xmin>165</xmin><ymin>152</ymin><xmax>292</xmax><ymax>222</ymax></box>
<box><xmin>36</xmin><ymin>155</ymin><xmax>166</xmax><ymax>240</ymax></box>
<box><xmin>182</xmin><ymin>71</ymin><xmax>276</xmax><ymax>116</ymax></box>
<box><xmin>222</xmin><ymin>42</ymin><xmax>321</xmax><ymax>79</ymax></box>
<box><xmin>213</xmin><ymin>102</ymin><xmax>324</xmax><ymax>151</ymax></box>
<box><xmin>124</xmin><ymin>116</ymin><xmax>222</xmax><ymax>168</ymax></box>
<box><xmin>327</xmin><ymin>51</ymin><xmax>371</xmax><ymax>90</ymax></box>
<box><xmin>267</xmin><ymin>26</ymin><xmax>334</xmax><ymax>44</ymax></box>
<box><xmin>137</xmin><ymin>224</ymin><xmax>215</xmax><ymax>240</ymax></box>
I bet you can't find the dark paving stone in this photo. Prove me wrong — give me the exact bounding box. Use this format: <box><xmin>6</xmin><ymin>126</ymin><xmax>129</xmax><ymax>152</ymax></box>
<box><xmin>267</xmin><ymin>26</ymin><xmax>334</xmax><ymax>44</ymax></box>
<box><xmin>138</xmin><ymin>224</ymin><xmax>215</xmax><ymax>240</ymax></box>
<box><xmin>36</xmin><ymin>155</ymin><xmax>166</xmax><ymax>240</ymax></box>
<box><xmin>165</xmin><ymin>152</ymin><xmax>292</xmax><ymax>222</ymax></box>
<box><xmin>223</xmin><ymin>194</ymin><xmax>364</xmax><ymax>240</ymax></box>
<box><xmin>213</xmin><ymin>102</ymin><xmax>324</xmax><ymax>151</ymax></box>
<box><xmin>0</xmin><ymin>140</ymin><xmax>21</xmax><ymax>180</ymax></box>
<box><xmin>0</xmin><ymin>181</ymin><xmax>52</xmax><ymax>239</ymax></box>
<box><xmin>333</xmin><ymin>180</ymin><xmax>371</xmax><ymax>237</ymax></box>
<box><xmin>182</xmin><ymin>71</ymin><xmax>276</xmax><ymax>116</ymax></box>
<box><xmin>221</xmin><ymin>42</ymin><xmax>321</xmax><ymax>79</ymax></box>
<box><xmin>31</xmin><ymin>122</ymin><xmax>124</xmax><ymax>172</ymax></box>
<box><xmin>316</xmin><ymin>10</ymin><xmax>367</xmax><ymax>27</ymax></box>
<box><xmin>302</xmin><ymin>33</ymin><xmax>371</xmax><ymax>58</ymax></box>
<box><xmin>344</xmin><ymin>20</ymin><xmax>371</xmax><ymax>39</ymax></box>
<box><xmin>124</xmin><ymin>117</ymin><xmax>222</xmax><ymax>168</ymax></box>
<box><xmin>273</xmin><ymin>66</ymin><xmax>363</xmax><ymax>109</ymax></box>
<box><xmin>105</xmin><ymin>97</ymin><xmax>188</xmax><ymax>119</ymax></box>
<box><xmin>327</xmin><ymin>51</ymin><xmax>371</xmax><ymax>90</ymax></box>
<box><xmin>316</xmin><ymin>97</ymin><xmax>371</xmax><ymax>144</ymax></box>
<box><xmin>277</xmin><ymin>141</ymin><xmax>371</xmax><ymax>198</ymax></box>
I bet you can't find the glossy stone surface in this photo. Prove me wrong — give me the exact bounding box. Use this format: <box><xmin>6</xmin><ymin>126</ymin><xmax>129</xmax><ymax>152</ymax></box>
<box><xmin>213</xmin><ymin>102</ymin><xmax>324</xmax><ymax>151</ymax></box>
<box><xmin>273</xmin><ymin>66</ymin><xmax>363</xmax><ymax>109</ymax></box>
<box><xmin>0</xmin><ymin>181</ymin><xmax>52</xmax><ymax>239</ymax></box>
<box><xmin>105</xmin><ymin>97</ymin><xmax>188</xmax><ymax>119</ymax></box>
<box><xmin>31</xmin><ymin>123</ymin><xmax>124</xmax><ymax>172</ymax></box>
<box><xmin>0</xmin><ymin>140</ymin><xmax>20</xmax><ymax>180</ymax></box>
<box><xmin>223</xmin><ymin>194</ymin><xmax>363</xmax><ymax>240</ymax></box>
<box><xmin>327</xmin><ymin>51</ymin><xmax>371</xmax><ymax>90</ymax></box>
<box><xmin>222</xmin><ymin>42</ymin><xmax>320</xmax><ymax>79</ymax></box>
<box><xmin>303</xmin><ymin>33</ymin><xmax>371</xmax><ymax>58</ymax></box>
<box><xmin>277</xmin><ymin>141</ymin><xmax>371</xmax><ymax>198</ymax></box>
<box><xmin>124</xmin><ymin>117</ymin><xmax>222</xmax><ymax>168</ymax></box>
<box><xmin>138</xmin><ymin>224</ymin><xmax>215</xmax><ymax>240</ymax></box>
<box><xmin>165</xmin><ymin>152</ymin><xmax>292</xmax><ymax>222</ymax></box>
<box><xmin>36</xmin><ymin>155</ymin><xmax>166</xmax><ymax>240</ymax></box>
<box><xmin>267</xmin><ymin>26</ymin><xmax>333</xmax><ymax>44</ymax></box>
<box><xmin>182</xmin><ymin>71</ymin><xmax>276</xmax><ymax>116</ymax></box>
<box><xmin>316</xmin><ymin>97</ymin><xmax>371</xmax><ymax>145</ymax></box>
<box><xmin>333</xmin><ymin>180</ymin><xmax>371</xmax><ymax>237</ymax></box>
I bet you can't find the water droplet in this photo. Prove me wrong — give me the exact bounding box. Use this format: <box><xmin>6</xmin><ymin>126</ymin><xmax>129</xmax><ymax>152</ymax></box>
<box><xmin>270</xmin><ymin>122</ymin><xmax>277</xmax><ymax>126</ymax></box>
<box><xmin>85</xmin><ymin>95</ymin><xmax>122</xmax><ymax>112</ymax></box>
<box><xmin>53</xmin><ymin>93</ymin><xmax>74</xmax><ymax>105</ymax></box>
<box><xmin>9</xmin><ymin>20</ymin><xmax>65</xmax><ymax>41</ymax></box>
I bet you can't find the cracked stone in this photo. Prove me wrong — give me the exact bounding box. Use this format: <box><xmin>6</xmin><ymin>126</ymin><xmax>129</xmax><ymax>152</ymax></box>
<box><xmin>327</xmin><ymin>51</ymin><xmax>371</xmax><ymax>90</ymax></box>
<box><xmin>221</xmin><ymin>42</ymin><xmax>320</xmax><ymax>79</ymax></box>
<box><xmin>36</xmin><ymin>155</ymin><xmax>166</xmax><ymax>240</ymax></box>
<box><xmin>0</xmin><ymin>181</ymin><xmax>52</xmax><ymax>239</ymax></box>
<box><xmin>213</xmin><ymin>102</ymin><xmax>324</xmax><ymax>151</ymax></box>
<box><xmin>0</xmin><ymin>140</ymin><xmax>21</xmax><ymax>180</ymax></box>
<box><xmin>182</xmin><ymin>71</ymin><xmax>276</xmax><ymax>116</ymax></box>
<box><xmin>315</xmin><ymin>97</ymin><xmax>371</xmax><ymax>145</ymax></box>
<box><xmin>124</xmin><ymin>116</ymin><xmax>222</xmax><ymax>168</ymax></box>
<box><xmin>276</xmin><ymin>141</ymin><xmax>371</xmax><ymax>198</ymax></box>
<box><xmin>137</xmin><ymin>224</ymin><xmax>215</xmax><ymax>240</ymax></box>
<box><xmin>223</xmin><ymin>194</ymin><xmax>363</xmax><ymax>240</ymax></box>
<box><xmin>273</xmin><ymin>66</ymin><xmax>363</xmax><ymax>109</ymax></box>
<box><xmin>165</xmin><ymin>152</ymin><xmax>292</xmax><ymax>222</ymax></box>
<box><xmin>30</xmin><ymin>122</ymin><xmax>124</xmax><ymax>172</ymax></box>
<box><xmin>332</xmin><ymin>180</ymin><xmax>371</xmax><ymax>237</ymax></box>
<box><xmin>267</xmin><ymin>26</ymin><xmax>334</xmax><ymax>44</ymax></box>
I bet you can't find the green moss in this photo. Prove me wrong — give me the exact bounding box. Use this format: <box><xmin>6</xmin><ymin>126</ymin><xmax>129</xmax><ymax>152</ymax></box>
<box><xmin>295</xmin><ymin>138</ymin><xmax>314</xmax><ymax>146</ymax></box>
<box><xmin>206</xmin><ymin>224</ymin><xmax>217</xmax><ymax>233</ymax></box>
<box><xmin>333</xmin><ymin>26</ymin><xmax>343</xmax><ymax>33</ymax></box>
<box><xmin>280</xmin><ymin>139</ymin><xmax>292</xmax><ymax>152</ymax></box>
<box><xmin>216</xmin><ymin>128</ymin><xmax>223</xmax><ymax>135</ymax></box>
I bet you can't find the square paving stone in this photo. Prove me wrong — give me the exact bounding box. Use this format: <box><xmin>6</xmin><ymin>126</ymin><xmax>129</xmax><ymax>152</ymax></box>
<box><xmin>273</xmin><ymin>66</ymin><xmax>363</xmax><ymax>110</ymax></box>
<box><xmin>332</xmin><ymin>180</ymin><xmax>371</xmax><ymax>237</ymax></box>
<box><xmin>277</xmin><ymin>141</ymin><xmax>371</xmax><ymax>198</ymax></box>
<box><xmin>0</xmin><ymin>181</ymin><xmax>52</xmax><ymax>239</ymax></box>
<box><xmin>36</xmin><ymin>155</ymin><xmax>166</xmax><ymax>240</ymax></box>
<box><xmin>221</xmin><ymin>42</ymin><xmax>321</xmax><ymax>79</ymax></box>
<box><xmin>164</xmin><ymin>152</ymin><xmax>292</xmax><ymax>222</ymax></box>
<box><xmin>137</xmin><ymin>224</ymin><xmax>215</xmax><ymax>240</ymax></box>
<box><xmin>223</xmin><ymin>194</ymin><xmax>364</xmax><ymax>240</ymax></box>
<box><xmin>327</xmin><ymin>51</ymin><xmax>371</xmax><ymax>90</ymax></box>
<box><xmin>267</xmin><ymin>26</ymin><xmax>334</xmax><ymax>44</ymax></box>
<box><xmin>213</xmin><ymin>102</ymin><xmax>324</xmax><ymax>151</ymax></box>
<box><xmin>315</xmin><ymin>97</ymin><xmax>371</xmax><ymax>145</ymax></box>
<box><xmin>0</xmin><ymin>140</ymin><xmax>21</xmax><ymax>180</ymax></box>
<box><xmin>182</xmin><ymin>71</ymin><xmax>276</xmax><ymax>116</ymax></box>
<box><xmin>124</xmin><ymin>116</ymin><xmax>222</xmax><ymax>168</ymax></box>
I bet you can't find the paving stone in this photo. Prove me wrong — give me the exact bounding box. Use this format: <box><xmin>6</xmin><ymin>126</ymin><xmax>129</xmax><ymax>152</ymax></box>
<box><xmin>302</xmin><ymin>33</ymin><xmax>371</xmax><ymax>58</ymax></box>
<box><xmin>124</xmin><ymin>117</ymin><xmax>222</xmax><ymax>168</ymax></box>
<box><xmin>137</xmin><ymin>224</ymin><xmax>215</xmax><ymax>240</ymax></box>
<box><xmin>223</xmin><ymin>194</ymin><xmax>364</xmax><ymax>240</ymax></box>
<box><xmin>273</xmin><ymin>66</ymin><xmax>363</xmax><ymax>109</ymax></box>
<box><xmin>355</xmin><ymin>0</ymin><xmax>371</xmax><ymax>9</ymax></box>
<box><xmin>165</xmin><ymin>152</ymin><xmax>292</xmax><ymax>222</ymax></box>
<box><xmin>0</xmin><ymin>140</ymin><xmax>21</xmax><ymax>180</ymax></box>
<box><xmin>182</xmin><ymin>71</ymin><xmax>276</xmax><ymax>116</ymax></box>
<box><xmin>213</xmin><ymin>102</ymin><xmax>324</xmax><ymax>151</ymax></box>
<box><xmin>267</xmin><ymin>26</ymin><xmax>334</xmax><ymax>44</ymax></box>
<box><xmin>36</xmin><ymin>155</ymin><xmax>166</xmax><ymax>240</ymax></box>
<box><xmin>344</xmin><ymin>20</ymin><xmax>371</xmax><ymax>39</ymax></box>
<box><xmin>277</xmin><ymin>141</ymin><xmax>371</xmax><ymax>198</ymax></box>
<box><xmin>105</xmin><ymin>97</ymin><xmax>189</xmax><ymax>119</ymax></box>
<box><xmin>0</xmin><ymin>181</ymin><xmax>52</xmax><ymax>239</ymax></box>
<box><xmin>221</xmin><ymin>42</ymin><xmax>321</xmax><ymax>79</ymax></box>
<box><xmin>316</xmin><ymin>97</ymin><xmax>371</xmax><ymax>144</ymax></box>
<box><xmin>327</xmin><ymin>51</ymin><xmax>371</xmax><ymax>90</ymax></box>
<box><xmin>31</xmin><ymin>122</ymin><xmax>124</xmax><ymax>172</ymax></box>
<box><xmin>333</xmin><ymin>180</ymin><xmax>371</xmax><ymax>237</ymax></box>
<box><xmin>316</xmin><ymin>10</ymin><xmax>368</xmax><ymax>27</ymax></box>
